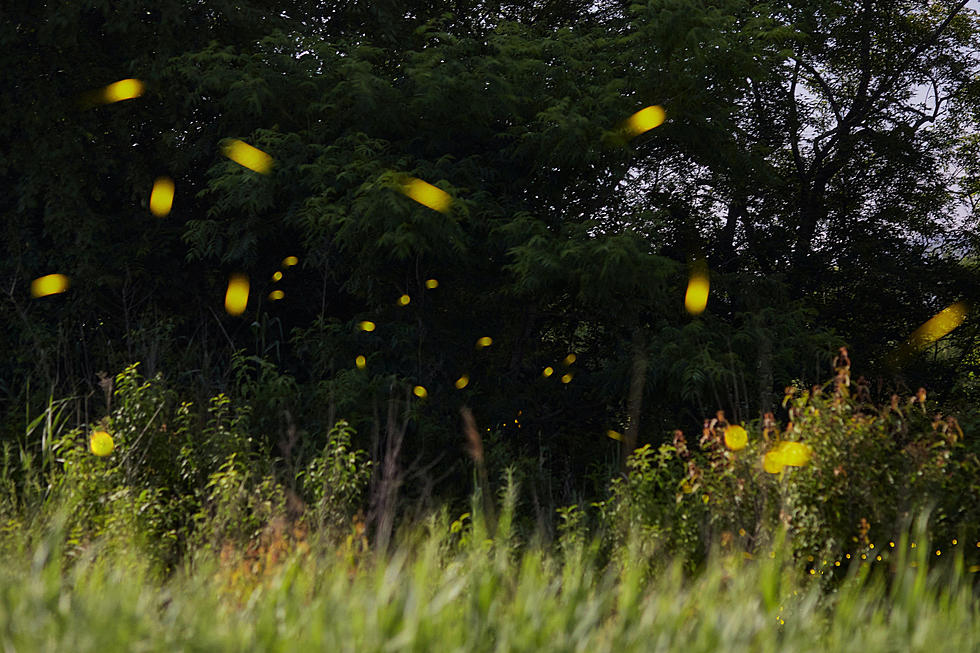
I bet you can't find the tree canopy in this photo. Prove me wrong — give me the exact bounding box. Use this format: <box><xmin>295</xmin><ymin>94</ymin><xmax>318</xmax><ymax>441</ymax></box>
<box><xmin>3</xmin><ymin>0</ymin><xmax>979</xmax><ymax>509</ymax></box>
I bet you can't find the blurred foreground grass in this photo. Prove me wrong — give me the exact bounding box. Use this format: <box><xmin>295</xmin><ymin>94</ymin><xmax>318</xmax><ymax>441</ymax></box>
<box><xmin>0</xmin><ymin>514</ymin><xmax>977</xmax><ymax>652</ymax></box>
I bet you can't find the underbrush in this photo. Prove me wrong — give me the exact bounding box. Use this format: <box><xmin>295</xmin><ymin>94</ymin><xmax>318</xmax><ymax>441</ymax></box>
<box><xmin>0</xmin><ymin>511</ymin><xmax>977</xmax><ymax>652</ymax></box>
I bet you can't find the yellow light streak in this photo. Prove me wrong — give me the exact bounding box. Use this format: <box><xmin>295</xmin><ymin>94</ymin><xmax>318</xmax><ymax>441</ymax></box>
<box><xmin>624</xmin><ymin>105</ymin><xmax>666</xmax><ymax>138</ymax></box>
<box><xmin>224</xmin><ymin>274</ymin><xmax>249</xmax><ymax>316</ymax></box>
<box><xmin>30</xmin><ymin>274</ymin><xmax>70</xmax><ymax>298</ymax></box>
<box><xmin>685</xmin><ymin>262</ymin><xmax>709</xmax><ymax>315</ymax></box>
<box><xmin>268</xmin><ymin>290</ymin><xmax>285</xmax><ymax>301</ymax></box>
<box><xmin>454</xmin><ymin>375</ymin><xmax>469</xmax><ymax>389</ymax></box>
<box><xmin>149</xmin><ymin>176</ymin><xmax>174</xmax><ymax>217</ymax></box>
<box><xmin>282</xmin><ymin>256</ymin><xmax>298</xmax><ymax>267</ymax></box>
<box><xmin>401</xmin><ymin>177</ymin><xmax>452</xmax><ymax>213</ymax></box>
<box><xmin>358</xmin><ymin>321</ymin><xmax>376</xmax><ymax>332</ymax></box>
<box><xmin>222</xmin><ymin>139</ymin><xmax>273</xmax><ymax>174</ymax></box>
<box><xmin>102</xmin><ymin>78</ymin><xmax>144</xmax><ymax>103</ymax></box>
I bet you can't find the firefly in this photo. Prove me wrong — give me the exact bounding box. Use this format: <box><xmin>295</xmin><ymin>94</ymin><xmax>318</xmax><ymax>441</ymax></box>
<box><xmin>149</xmin><ymin>176</ymin><xmax>174</xmax><ymax>217</ymax></box>
<box><xmin>222</xmin><ymin>139</ymin><xmax>273</xmax><ymax>174</ymax></box>
<box><xmin>401</xmin><ymin>177</ymin><xmax>452</xmax><ymax>213</ymax></box>
<box><xmin>30</xmin><ymin>274</ymin><xmax>70</xmax><ymax>298</ymax></box>
<box><xmin>224</xmin><ymin>274</ymin><xmax>249</xmax><ymax>316</ymax></box>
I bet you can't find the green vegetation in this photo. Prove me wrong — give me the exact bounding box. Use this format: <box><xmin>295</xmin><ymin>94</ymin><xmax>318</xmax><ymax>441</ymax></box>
<box><xmin>3</xmin><ymin>1</ymin><xmax>980</xmax><ymax>648</ymax></box>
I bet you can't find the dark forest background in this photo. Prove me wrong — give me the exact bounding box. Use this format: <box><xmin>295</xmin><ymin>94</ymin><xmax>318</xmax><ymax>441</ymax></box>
<box><xmin>3</xmin><ymin>0</ymin><xmax>980</xmax><ymax>535</ymax></box>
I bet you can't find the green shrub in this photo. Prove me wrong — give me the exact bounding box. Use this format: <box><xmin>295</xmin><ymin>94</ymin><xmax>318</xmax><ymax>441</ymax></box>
<box><xmin>601</xmin><ymin>354</ymin><xmax>980</xmax><ymax>573</ymax></box>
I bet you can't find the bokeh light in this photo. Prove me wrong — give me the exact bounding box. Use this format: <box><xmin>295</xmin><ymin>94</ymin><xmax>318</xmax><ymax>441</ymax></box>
<box><xmin>358</xmin><ymin>321</ymin><xmax>376</xmax><ymax>332</ymax></box>
<box><xmin>724</xmin><ymin>425</ymin><xmax>748</xmax><ymax>451</ymax></box>
<box><xmin>282</xmin><ymin>256</ymin><xmax>299</xmax><ymax>267</ymax></box>
<box><xmin>685</xmin><ymin>261</ymin><xmax>709</xmax><ymax>315</ymax></box>
<box><xmin>149</xmin><ymin>176</ymin><xmax>174</xmax><ymax>217</ymax></box>
<box><xmin>268</xmin><ymin>290</ymin><xmax>285</xmax><ymax>301</ymax></box>
<box><xmin>779</xmin><ymin>441</ymin><xmax>812</xmax><ymax>467</ymax></box>
<box><xmin>624</xmin><ymin>105</ymin><xmax>666</xmax><ymax>138</ymax></box>
<box><xmin>476</xmin><ymin>336</ymin><xmax>492</xmax><ymax>348</ymax></box>
<box><xmin>763</xmin><ymin>450</ymin><xmax>783</xmax><ymax>474</ymax></box>
<box><xmin>413</xmin><ymin>385</ymin><xmax>428</xmax><ymax>398</ymax></box>
<box><xmin>563</xmin><ymin>354</ymin><xmax>576</xmax><ymax>365</ymax></box>
<box><xmin>454</xmin><ymin>375</ymin><xmax>469</xmax><ymax>389</ymax></box>
<box><xmin>272</xmin><ymin>271</ymin><xmax>283</xmax><ymax>282</ymax></box>
<box><xmin>542</xmin><ymin>366</ymin><xmax>554</xmax><ymax>377</ymax></box>
<box><xmin>224</xmin><ymin>274</ymin><xmax>249</xmax><ymax>316</ymax></box>
<box><xmin>398</xmin><ymin>294</ymin><xmax>411</xmax><ymax>306</ymax></box>
<box><xmin>425</xmin><ymin>278</ymin><xmax>439</xmax><ymax>289</ymax></box>
<box><xmin>101</xmin><ymin>78</ymin><xmax>144</xmax><ymax>104</ymax></box>
<box><xmin>606</xmin><ymin>430</ymin><xmax>623</xmax><ymax>441</ymax></box>
<box><xmin>30</xmin><ymin>274</ymin><xmax>70</xmax><ymax>298</ymax></box>
<box><xmin>401</xmin><ymin>178</ymin><xmax>452</xmax><ymax>213</ymax></box>
<box><xmin>356</xmin><ymin>355</ymin><xmax>366</xmax><ymax>369</ymax></box>
<box><xmin>89</xmin><ymin>430</ymin><xmax>114</xmax><ymax>457</ymax></box>
<box><xmin>561</xmin><ymin>373</ymin><xmax>573</xmax><ymax>384</ymax></box>
<box><xmin>222</xmin><ymin>139</ymin><xmax>273</xmax><ymax>174</ymax></box>
<box><xmin>905</xmin><ymin>302</ymin><xmax>969</xmax><ymax>350</ymax></box>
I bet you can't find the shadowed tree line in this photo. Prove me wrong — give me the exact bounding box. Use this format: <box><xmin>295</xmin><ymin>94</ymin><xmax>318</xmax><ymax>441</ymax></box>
<box><xmin>2</xmin><ymin>0</ymin><xmax>980</xmax><ymax>527</ymax></box>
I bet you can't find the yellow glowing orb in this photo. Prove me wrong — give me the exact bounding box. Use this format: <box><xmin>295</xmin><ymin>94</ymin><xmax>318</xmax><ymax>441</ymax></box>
<box><xmin>724</xmin><ymin>425</ymin><xmax>748</xmax><ymax>451</ymax></box>
<box><xmin>268</xmin><ymin>290</ymin><xmax>285</xmax><ymax>301</ymax></box>
<box><xmin>272</xmin><ymin>271</ymin><xmax>283</xmax><ymax>282</ymax></box>
<box><xmin>563</xmin><ymin>354</ymin><xmax>576</xmax><ymax>365</ymax></box>
<box><xmin>402</xmin><ymin>178</ymin><xmax>452</xmax><ymax>213</ymax></box>
<box><xmin>454</xmin><ymin>375</ymin><xmax>469</xmax><ymax>389</ymax></box>
<box><xmin>413</xmin><ymin>385</ymin><xmax>428</xmax><ymax>398</ymax></box>
<box><xmin>907</xmin><ymin>302</ymin><xmax>969</xmax><ymax>350</ymax></box>
<box><xmin>425</xmin><ymin>278</ymin><xmax>439</xmax><ymax>289</ymax></box>
<box><xmin>778</xmin><ymin>441</ymin><xmax>812</xmax><ymax>467</ymax></box>
<box><xmin>149</xmin><ymin>176</ymin><xmax>174</xmax><ymax>217</ymax></box>
<box><xmin>398</xmin><ymin>294</ymin><xmax>411</xmax><ymax>306</ymax></box>
<box><xmin>355</xmin><ymin>355</ymin><xmax>366</xmax><ymax>369</ymax></box>
<box><xmin>224</xmin><ymin>274</ymin><xmax>249</xmax><ymax>316</ymax></box>
<box><xmin>30</xmin><ymin>274</ymin><xmax>70</xmax><ymax>298</ymax></box>
<box><xmin>222</xmin><ymin>139</ymin><xmax>273</xmax><ymax>174</ymax></box>
<box><xmin>624</xmin><ymin>105</ymin><xmax>666</xmax><ymax>138</ymax></box>
<box><xmin>89</xmin><ymin>430</ymin><xmax>114</xmax><ymax>456</ymax></box>
<box><xmin>606</xmin><ymin>429</ymin><xmax>623</xmax><ymax>442</ymax></box>
<box><xmin>358</xmin><ymin>321</ymin><xmax>376</xmax><ymax>332</ymax></box>
<box><xmin>685</xmin><ymin>273</ymin><xmax>709</xmax><ymax>315</ymax></box>
<box><xmin>763</xmin><ymin>450</ymin><xmax>784</xmax><ymax>474</ymax></box>
<box><xmin>561</xmin><ymin>373</ymin><xmax>573</xmax><ymax>384</ymax></box>
<box><xmin>102</xmin><ymin>78</ymin><xmax>144</xmax><ymax>103</ymax></box>
<box><xmin>476</xmin><ymin>336</ymin><xmax>492</xmax><ymax>348</ymax></box>
<box><xmin>282</xmin><ymin>256</ymin><xmax>298</xmax><ymax>267</ymax></box>
<box><xmin>543</xmin><ymin>366</ymin><xmax>554</xmax><ymax>377</ymax></box>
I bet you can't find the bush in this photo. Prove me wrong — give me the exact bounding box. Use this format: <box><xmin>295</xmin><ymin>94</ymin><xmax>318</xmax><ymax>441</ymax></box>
<box><xmin>600</xmin><ymin>352</ymin><xmax>980</xmax><ymax>573</ymax></box>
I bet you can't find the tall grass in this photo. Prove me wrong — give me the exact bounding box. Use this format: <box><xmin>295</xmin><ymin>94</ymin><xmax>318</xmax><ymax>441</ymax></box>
<box><xmin>0</xmin><ymin>510</ymin><xmax>976</xmax><ymax>652</ymax></box>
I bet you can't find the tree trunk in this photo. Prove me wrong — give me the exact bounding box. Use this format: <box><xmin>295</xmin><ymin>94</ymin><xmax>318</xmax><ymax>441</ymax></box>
<box><xmin>623</xmin><ymin>326</ymin><xmax>648</xmax><ymax>470</ymax></box>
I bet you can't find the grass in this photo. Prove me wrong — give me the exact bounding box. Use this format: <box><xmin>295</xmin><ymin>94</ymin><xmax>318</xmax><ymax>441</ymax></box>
<box><xmin>0</xmin><ymin>513</ymin><xmax>977</xmax><ymax>652</ymax></box>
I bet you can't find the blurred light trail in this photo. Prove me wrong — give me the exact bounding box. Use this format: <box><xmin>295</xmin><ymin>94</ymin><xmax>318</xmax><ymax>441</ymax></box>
<box><xmin>31</xmin><ymin>274</ymin><xmax>70</xmax><ymax>298</ymax></box>
<box><xmin>224</xmin><ymin>274</ymin><xmax>249</xmax><ymax>315</ymax></box>
<box><xmin>685</xmin><ymin>260</ymin><xmax>709</xmax><ymax>315</ymax></box>
<box><xmin>401</xmin><ymin>177</ymin><xmax>452</xmax><ymax>213</ymax></box>
<box><xmin>149</xmin><ymin>176</ymin><xmax>174</xmax><ymax>217</ymax></box>
<box><xmin>222</xmin><ymin>139</ymin><xmax>273</xmax><ymax>174</ymax></box>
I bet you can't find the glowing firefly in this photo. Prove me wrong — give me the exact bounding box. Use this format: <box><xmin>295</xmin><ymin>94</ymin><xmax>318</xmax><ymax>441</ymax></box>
<box><xmin>356</xmin><ymin>355</ymin><xmax>367</xmax><ymax>369</ymax></box>
<box><xmin>358</xmin><ymin>321</ymin><xmax>376</xmax><ymax>332</ymax></box>
<box><xmin>30</xmin><ymin>274</ymin><xmax>70</xmax><ymax>298</ymax></box>
<box><xmin>685</xmin><ymin>260</ymin><xmax>709</xmax><ymax>315</ymax></box>
<box><xmin>268</xmin><ymin>290</ymin><xmax>285</xmax><ymax>301</ymax></box>
<box><xmin>222</xmin><ymin>139</ymin><xmax>273</xmax><ymax>174</ymax></box>
<box><xmin>224</xmin><ymin>274</ymin><xmax>249</xmax><ymax>316</ymax></box>
<box><xmin>282</xmin><ymin>256</ymin><xmax>298</xmax><ymax>267</ymax></box>
<box><xmin>454</xmin><ymin>375</ymin><xmax>469</xmax><ymax>389</ymax></box>
<box><xmin>401</xmin><ymin>177</ymin><xmax>452</xmax><ymax>213</ymax></box>
<box><xmin>149</xmin><ymin>176</ymin><xmax>174</xmax><ymax>217</ymax></box>
<box><xmin>90</xmin><ymin>430</ymin><xmax>114</xmax><ymax>456</ymax></box>
<box><xmin>476</xmin><ymin>337</ymin><xmax>492</xmax><ymax>348</ymax></box>
<box><xmin>102</xmin><ymin>79</ymin><xmax>144</xmax><ymax>104</ymax></box>
<box><xmin>425</xmin><ymin>279</ymin><xmax>439</xmax><ymax>289</ymax></box>
<box><xmin>623</xmin><ymin>105</ymin><xmax>666</xmax><ymax>139</ymax></box>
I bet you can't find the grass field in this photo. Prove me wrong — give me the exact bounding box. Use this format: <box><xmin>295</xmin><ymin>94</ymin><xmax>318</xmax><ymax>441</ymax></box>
<box><xmin>0</xmin><ymin>512</ymin><xmax>977</xmax><ymax>652</ymax></box>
